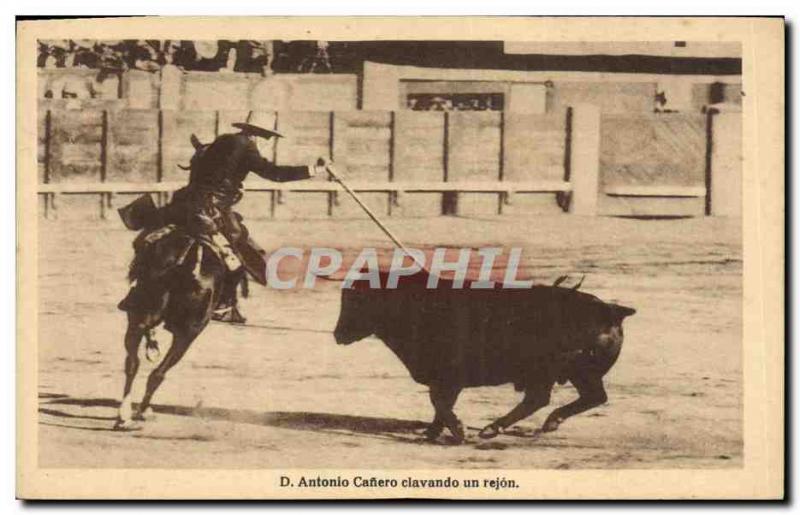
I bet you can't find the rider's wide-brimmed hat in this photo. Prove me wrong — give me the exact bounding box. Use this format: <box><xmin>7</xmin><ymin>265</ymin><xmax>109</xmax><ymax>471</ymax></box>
<box><xmin>232</xmin><ymin>123</ymin><xmax>284</xmax><ymax>140</ymax></box>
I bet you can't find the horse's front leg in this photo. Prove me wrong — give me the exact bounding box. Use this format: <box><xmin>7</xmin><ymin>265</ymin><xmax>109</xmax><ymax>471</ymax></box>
<box><xmin>134</xmin><ymin>323</ymin><xmax>205</xmax><ymax>420</ymax></box>
<box><xmin>115</xmin><ymin>313</ymin><xmax>158</xmax><ymax>429</ymax></box>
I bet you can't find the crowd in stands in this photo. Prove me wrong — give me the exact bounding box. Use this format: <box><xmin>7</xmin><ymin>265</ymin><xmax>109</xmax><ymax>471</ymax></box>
<box><xmin>37</xmin><ymin>40</ymin><xmax>343</xmax><ymax>75</ymax></box>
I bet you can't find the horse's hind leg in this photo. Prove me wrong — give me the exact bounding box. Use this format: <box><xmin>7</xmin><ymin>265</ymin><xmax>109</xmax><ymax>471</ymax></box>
<box><xmin>115</xmin><ymin>312</ymin><xmax>160</xmax><ymax>429</ymax></box>
<box><xmin>134</xmin><ymin>323</ymin><xmax>205</xmax><ymax>420</ymax></box>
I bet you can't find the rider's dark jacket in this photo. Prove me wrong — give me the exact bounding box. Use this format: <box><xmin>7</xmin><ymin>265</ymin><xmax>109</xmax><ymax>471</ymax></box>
<box><xmin>188</xmin><ymin>132</ymin><xmax>311</xmax><ymax>203</ymax></box>
<box><xmin>167</xmin><ymin>132</ymin><xmax>312</xmax><ymax>241</ymax></box>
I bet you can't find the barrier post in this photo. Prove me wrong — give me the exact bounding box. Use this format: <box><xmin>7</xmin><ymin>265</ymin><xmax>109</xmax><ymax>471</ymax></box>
<box><xmin>99</xmin><ymin>110</ymin><xmax>109</xmax><ymax>219</ymax></box>
<box><xmin>568</xmin><ymin>104</ymin><xmax>601</xmax><ymax>216</ymax></box>
<box><xmin>709</xmin><ymin>111</ymin><xmax>742</xmax><ymax>217</ymax></box>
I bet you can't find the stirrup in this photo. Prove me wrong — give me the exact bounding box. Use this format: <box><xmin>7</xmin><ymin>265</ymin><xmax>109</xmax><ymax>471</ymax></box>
<box><xmin>212</xmin><ymin>306</ymin><xmax>247</xmax><ymax>324</ymax></box>
<box><xmin>213</xmin><ymin>306</ymin><xmax>232</xmax><ymax>316</ymax></box>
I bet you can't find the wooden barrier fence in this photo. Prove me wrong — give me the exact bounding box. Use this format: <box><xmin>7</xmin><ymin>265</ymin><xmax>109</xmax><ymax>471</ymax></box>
<box><xmin>38</xmin><ymin>180</ymin><xmax>574</xmax><ymax>220</ymax></box>
<box><xmin>36</xmin><ymin>106</ymin><xmax>736</xmax><ymax>219</ymax></box>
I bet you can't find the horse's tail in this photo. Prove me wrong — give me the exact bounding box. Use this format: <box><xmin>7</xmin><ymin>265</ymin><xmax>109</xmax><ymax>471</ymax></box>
<box><xmin>240</xmin><ymin>273</ymin><xmax>249</xmax><ymax>298</ymax></box>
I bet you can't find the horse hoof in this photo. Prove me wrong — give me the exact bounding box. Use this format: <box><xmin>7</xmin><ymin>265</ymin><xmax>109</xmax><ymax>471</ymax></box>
<box><xmin>133</xmin><ymin>407</ymin><xmax>155</xmax><ymax>421</ymax></box>
<box><xmin>113</xmin><ymin>418</ymin><xmax>142</xmax><ymax>431</ymax></box>
<box><xmin>478</xmin><ymin>423</ymin><xmax>502</xmax><ymax>440</ymax></box>
<box><xmin>541</xmin><ymin>417</ymin><xmax>562</xmax><ymax>433</ymax></box>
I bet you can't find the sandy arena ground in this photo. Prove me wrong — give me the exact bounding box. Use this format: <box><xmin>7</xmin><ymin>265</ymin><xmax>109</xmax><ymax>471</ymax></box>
<box><xmin>37</xmin><ymin>214</ymin><xmax>742</xmax><ymax>469</ymax></box>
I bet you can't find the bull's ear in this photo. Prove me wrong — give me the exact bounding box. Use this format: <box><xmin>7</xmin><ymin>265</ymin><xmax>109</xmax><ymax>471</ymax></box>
<box><xmin>609</xmin><ymin>303</ymin><xmax>636</xmax><ymax>321</ymax></box>
<box><xmin>190</xmin><ymin>134</ymin><xmax>203</xmax><ymax>150</ymax></box>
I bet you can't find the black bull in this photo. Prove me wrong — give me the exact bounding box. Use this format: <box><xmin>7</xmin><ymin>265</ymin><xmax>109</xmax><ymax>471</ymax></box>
<box><xmin>333</xmin><ymin>272</ymin><xmax>635</xmax><ymax>443</ymax></box>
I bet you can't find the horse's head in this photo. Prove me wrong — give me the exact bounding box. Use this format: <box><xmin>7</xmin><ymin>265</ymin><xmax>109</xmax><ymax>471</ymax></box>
<box><xmin>178</xmin><ymin>134</ymin><xmax>211</xmax><ymax>171</ymax></box>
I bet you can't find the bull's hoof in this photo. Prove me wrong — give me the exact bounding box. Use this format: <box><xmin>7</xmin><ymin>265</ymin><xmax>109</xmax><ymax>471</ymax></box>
<box><xmin>113</xmin><ymin>418</ymin><xmax>142</xmax><ymax>431</ymax></box>
<box><xmin>448</xmin><ymin>422</ymin><xmax>466</xmax><ymax>445</ymax></box>
<box><xmin>541</xmin><ymin>416</ymin><xmax>563</xmax><ymax>433</ymax></box>
<box><xmin>424</xmin><ymin>424</ymin><xmax>444</xmax><ymax>441</ymax></box>
<box><xmin>478</xmin><ymin>423</ymin><xmax>502</xmax><ymax>440</ymax></box>
<box><xmin>133</xmin><ymin>407</ymin><xmax>155</xmax><ymax>421</ymax></box>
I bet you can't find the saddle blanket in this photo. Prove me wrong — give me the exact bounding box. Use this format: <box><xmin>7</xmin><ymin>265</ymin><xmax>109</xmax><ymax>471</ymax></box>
<box><xmin>133</xmin><ymin>224</ymin><xmax>242</xmax><ymax>276</ymax></box>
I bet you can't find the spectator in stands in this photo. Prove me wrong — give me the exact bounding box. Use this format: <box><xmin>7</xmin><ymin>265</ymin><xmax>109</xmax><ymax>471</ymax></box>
<box><xmin>191</xmin><ymin>40</ymin><xmax>228</xmax><ymax>71</ymax></box>
<box><xmin>233</xmin><ymin>40</ymin><xmax>272</xmax><ymax>74</ymax></box>
<box><xmin>37</xmin><ymin>38</ymin><xmax>328</xmax><ymax>76</ymax></box>
<box><xmin>70</xmin><ymin>40</ymin><xmax>99</xmax><ymax>68</ymax></box>
<box><xmin>165</xmin><ymin>40</ymin><xmax>194</xmax><ymax>70</ymax></box>
<box><xmin>37</xmin><ymin>41</ymin><xmax>53</xmax><ymax>68</ymax></box>
<box><xmin>39</xmin><ymin>40</ymin><xmax>72</xmax><ymax>68</ymax></box>
<box><xmin>125</xmin><ymin>40</ymin><xmax>162</xmax><ymax>72</ymax></box>
<box><xmin>161</xmin><ymin>40</ymin><xmax>180</xmax><ymax>66</ymax></box>
<box><xmin>429</xmin><ymin>96</ymin><xmax>452</xmax><ymax>111</ymax></box>
<box><xmin>95</xmin><ymin>40</ymin><xmax>127</xmax><ymax>72</ymax></box>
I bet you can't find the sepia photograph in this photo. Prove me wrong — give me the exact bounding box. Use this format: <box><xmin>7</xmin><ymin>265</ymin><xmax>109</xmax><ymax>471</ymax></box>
<box><xmin>16</xmin><ymin>16</ymin><xmax>784</xmax><ymax>500</ymax></box>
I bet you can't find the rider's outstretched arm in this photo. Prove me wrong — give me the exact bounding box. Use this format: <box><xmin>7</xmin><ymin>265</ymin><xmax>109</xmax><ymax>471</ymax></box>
<box><xmin>244</xmin><ymin>140</ymin><xmax>313</xmax><ymax>182</ymax></box>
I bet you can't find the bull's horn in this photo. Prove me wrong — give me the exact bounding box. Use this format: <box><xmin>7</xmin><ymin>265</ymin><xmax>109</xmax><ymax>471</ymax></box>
<box><xmin>571</xmin><ymin>274</ymin><xmax>585</xmax><ymax>290</ymax></box>
<box><xmin>190</xmin><ymin>133</ymin><xmax>203</xmax><ymax>150</ymax></box>
<box><xmin>553</xmin><ymin>275</ymin><xmax>569</xmax><ymax>287</ymax></box>
<box><xmin>177</xmin><ymin>163</ymin><xmax>191</xmax><ymax>170</ymax></box>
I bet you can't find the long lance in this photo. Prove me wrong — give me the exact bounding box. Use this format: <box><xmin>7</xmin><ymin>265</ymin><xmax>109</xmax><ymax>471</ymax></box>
<box><xmin>325</xmin><ymin>164</ymin><xmax>428</xmax><ymax>272</ymax></box>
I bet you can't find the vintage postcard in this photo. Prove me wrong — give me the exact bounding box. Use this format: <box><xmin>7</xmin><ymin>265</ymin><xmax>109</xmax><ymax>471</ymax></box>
<box><xmin>16</xmin><ymin>16</ymin><xmax>784</xmax><ymax>500</ymax></box>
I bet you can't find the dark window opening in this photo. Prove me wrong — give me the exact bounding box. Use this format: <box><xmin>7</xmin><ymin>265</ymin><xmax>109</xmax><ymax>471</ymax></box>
<box><xmin>406</xmin><ymin>93</ymin><xmax>504</xmax><ymax>111</ymax></box>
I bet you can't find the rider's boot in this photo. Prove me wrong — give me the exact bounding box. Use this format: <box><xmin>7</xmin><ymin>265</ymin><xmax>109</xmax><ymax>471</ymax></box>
<box><xmin>212</xmin><ymin>269</ymin><xmax>247</xmax><ymax>324</ymax></box>
<box><xmin>212</xmin><ymin>305</ymin><xmax>247</xmax><ymax>324</ymax></box>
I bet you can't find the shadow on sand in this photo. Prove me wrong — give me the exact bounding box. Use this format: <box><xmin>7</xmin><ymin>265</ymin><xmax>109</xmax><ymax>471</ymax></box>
<box><xmin>38</xmin><ymin>393</ymin><xmax>435</xmax><ymax>444</ymax></box>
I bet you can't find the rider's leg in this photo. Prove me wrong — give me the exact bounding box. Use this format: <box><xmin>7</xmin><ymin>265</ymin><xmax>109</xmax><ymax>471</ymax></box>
<box><xmin>210</xmin><ymin>208</ymin><xmax>247</xmax><ymax>324</ymax></box>
<box><xmin>213</xmin><ymin>268</ymin><xmax>247</xmax><ymax>324</ymax></box>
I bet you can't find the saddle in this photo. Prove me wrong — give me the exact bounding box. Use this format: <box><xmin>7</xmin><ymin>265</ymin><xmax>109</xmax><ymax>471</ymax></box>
<box><xmin>127</xmin><ymin>224</ymin><xmax>211</xmax><ymax>284</ymax></box>
<box><xmin>119</xmin><ymin>194</ymin><xmax>268</xmax><ymax>286</ymax></box>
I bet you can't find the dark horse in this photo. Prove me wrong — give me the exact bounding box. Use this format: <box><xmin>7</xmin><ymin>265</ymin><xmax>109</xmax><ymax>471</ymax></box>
<box><xmin>114</xmin><ymin>228</ymin><xmax>229</xmax><ymax>429</ymax></box>
<box><xmin>114</xmin><ymin>136</ymin><xmax>231</xmax><ymax>430</ymax></box>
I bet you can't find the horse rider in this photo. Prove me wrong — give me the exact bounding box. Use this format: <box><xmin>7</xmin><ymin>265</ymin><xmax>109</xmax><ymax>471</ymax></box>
<box><xmin>120</xmin><ymin>121</ymin><xmax>328</xmax><ymax>324</ymax></box>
